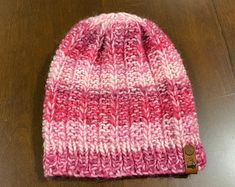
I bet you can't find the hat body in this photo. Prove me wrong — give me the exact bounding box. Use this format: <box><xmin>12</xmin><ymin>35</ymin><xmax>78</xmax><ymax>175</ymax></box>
<box><xmin>42</xmin><ymin>12</ymin><xmax>206</xmax><ymax>178</ymax></box>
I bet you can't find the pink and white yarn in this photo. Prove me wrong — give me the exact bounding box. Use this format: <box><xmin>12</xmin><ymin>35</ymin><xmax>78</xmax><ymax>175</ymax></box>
<box><xmin>42</xmin><ymin>12</ymin><xmax>206</xmax><ymax>178</ymax></box>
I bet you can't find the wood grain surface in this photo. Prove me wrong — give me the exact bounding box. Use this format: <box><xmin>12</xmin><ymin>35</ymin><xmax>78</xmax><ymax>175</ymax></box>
<box><xmin>0</xmin><ymin>0</ymin><xmax>234</xmax><ymax>186</ymax></box>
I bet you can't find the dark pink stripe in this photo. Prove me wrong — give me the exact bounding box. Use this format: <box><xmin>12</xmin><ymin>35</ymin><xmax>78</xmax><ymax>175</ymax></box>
<box><xmin>43</xmin><ymin>144</ymin><xmax>206</xmax><ymax>178</ymax></box>
<box><xmin>43</xmin><ymin>81</ymin><xmax>196</xmax><ymax>124</ymax></box>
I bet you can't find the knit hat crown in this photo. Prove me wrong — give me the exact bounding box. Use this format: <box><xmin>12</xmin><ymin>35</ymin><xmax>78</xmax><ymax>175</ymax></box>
<box><xmin>42</xmin><ymin>12</ymin><xmax>206</xmax><ymax>178</ymax></box>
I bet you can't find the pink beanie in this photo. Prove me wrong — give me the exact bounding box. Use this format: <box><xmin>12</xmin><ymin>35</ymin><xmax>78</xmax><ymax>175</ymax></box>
<box><xmin>42</xmin><ymin>12</ymin><xmax>206</xmax><ymax>178</ymax></box>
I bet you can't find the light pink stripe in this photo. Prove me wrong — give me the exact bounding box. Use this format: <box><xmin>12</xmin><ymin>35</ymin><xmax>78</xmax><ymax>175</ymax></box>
<box><xmin>46</xmin><ymin>56</ymin><xmax>187</xmax><ymax>90</ymax></box>
<box><xmin>42</xmin><ymin>115</ymin><xmax>201</xmax><ymax>155</ymax></box>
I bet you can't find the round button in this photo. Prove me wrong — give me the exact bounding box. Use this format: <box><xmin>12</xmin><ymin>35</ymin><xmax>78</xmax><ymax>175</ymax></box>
<box><xmin>184</xmin><ymin>145</ymin><xmax>194</xmax><ymax>156</ymax></box>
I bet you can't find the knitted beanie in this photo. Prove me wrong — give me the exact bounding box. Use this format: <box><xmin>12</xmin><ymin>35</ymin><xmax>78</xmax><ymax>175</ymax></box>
<box><xmin>42</xmin><ymin>12</ymin><xmax>206</xmax><ymax>178</ymax></box>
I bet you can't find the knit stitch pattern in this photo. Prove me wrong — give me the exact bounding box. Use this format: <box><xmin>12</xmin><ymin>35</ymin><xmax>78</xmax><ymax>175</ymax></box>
<box><xmin>42</xmin><ymin>12</ymin><xmax>206</xmax><ymax>178</ymax></box>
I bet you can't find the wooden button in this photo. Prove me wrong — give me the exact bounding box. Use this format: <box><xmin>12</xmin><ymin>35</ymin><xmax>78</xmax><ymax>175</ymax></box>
<box><xmin>185</xmin><ymin>145</ymin><xmax>195</xmax><ymax>156</ymax></box>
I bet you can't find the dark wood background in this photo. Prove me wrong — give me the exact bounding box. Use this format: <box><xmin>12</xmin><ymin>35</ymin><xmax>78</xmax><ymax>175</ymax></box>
<box><xmin>0</xmin><ymin>0</ymin><xmax>234</xmax><ymax>186</ymax></box>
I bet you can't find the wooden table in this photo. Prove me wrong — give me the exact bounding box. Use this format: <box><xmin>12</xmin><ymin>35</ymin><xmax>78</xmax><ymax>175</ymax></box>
<box><xmin>0</xmin><ymin>0</ymin><xmax>234</xmax><ymax>186</ymax></box>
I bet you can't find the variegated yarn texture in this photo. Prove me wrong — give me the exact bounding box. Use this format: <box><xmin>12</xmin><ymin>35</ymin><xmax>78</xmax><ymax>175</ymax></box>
<box><xmin>42</xmin><ymin>12</ymin><xmax>206</xmax><ymax>178</ymax></box>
